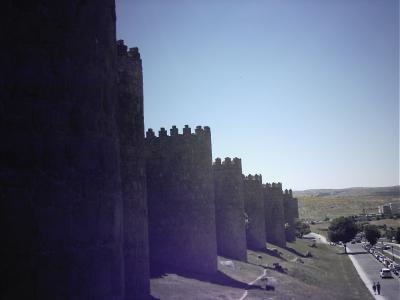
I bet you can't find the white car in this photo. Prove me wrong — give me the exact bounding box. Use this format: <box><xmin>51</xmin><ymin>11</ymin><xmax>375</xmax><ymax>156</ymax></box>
<box><xmin>380</xmin><ymin>268</ymin><xmax>392</xmax><ymax>278</ymax></box>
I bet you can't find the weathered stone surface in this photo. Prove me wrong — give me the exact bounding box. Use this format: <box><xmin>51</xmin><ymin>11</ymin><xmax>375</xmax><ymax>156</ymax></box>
<box><xmin>264</xmin><ymin>183</ymin><xmax>286</xmax><ymax>247</ymax></box>
<box><xmin>145</xmin><ymin>126</ymin><xmax>218</xmax><ymax>275</ymax></box>
<box><xmin>283</xmin><ymin>189</ymin><xmax>299</xmax><ymax>242</ymax></box>
<box><xmin>117</xmin><ymin>40</ymin><xmax>150</xmax><ymax>299</ymax></box>
<box><xmin>213</xmin><ymin>158</ymin><xmax>247</xmax><ymax>261</ymax></box>
<box><xmin>243</xmin><ymin>174</ymin><xmax>266</xmax><ymax>250</ymax></box>
<box><xmin>0</xmin><ymin>2</ymin><xmax>147</xmax><ymax>299</ymax></box>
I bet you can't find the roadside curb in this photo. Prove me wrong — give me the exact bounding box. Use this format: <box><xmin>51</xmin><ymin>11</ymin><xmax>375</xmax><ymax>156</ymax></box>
<box><xmin>347</xmin><ymin>247</ymin><xmax>386</xmax><ymax>300</ymax></box>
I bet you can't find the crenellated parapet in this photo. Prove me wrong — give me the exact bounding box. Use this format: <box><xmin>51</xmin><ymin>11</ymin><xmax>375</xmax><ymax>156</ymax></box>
<box><xmin>213</xmin><ymin>157</ymin><xmax>242</xmax><ymax>169</ymax></box>
<box><xmin>244</xmin><ymin>174</ymin><xmax>263</xmax><ymax>183</ymax></box>
<box><xmin>146</xmin><ymin>125</ymin><xmax>211</xmax><ymax>141</ymax></box>
<box><xmin>117</xmin><ymin>39</ymin><xmax>141</xmax><ymax>60</ymax></box>
<box><xmin>265</xmin><ymin>182</ymin><xmax>283</xmax><ymax>190</ymax></box>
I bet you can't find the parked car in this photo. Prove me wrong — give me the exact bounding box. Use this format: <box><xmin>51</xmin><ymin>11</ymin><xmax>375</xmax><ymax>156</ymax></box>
<box><xmin>380</xmin><ymin>268</ymin><xmax>392</xmax><ymax>278</ymax></box>
<box><xmin>390</xmin><ymin>265</ymin><xmax>400</xmax><ymax>276</ymax></box>
<box><xmin>383</xmin><ymin>260</ymin><xmax>390</xmax><ymax>267</ymax></box>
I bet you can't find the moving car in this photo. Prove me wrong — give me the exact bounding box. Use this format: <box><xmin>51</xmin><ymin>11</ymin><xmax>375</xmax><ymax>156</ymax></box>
<box><xmin>380</xmin><ymin>268</ymin><xmax>392</xmax><ymax>278</ymax></box>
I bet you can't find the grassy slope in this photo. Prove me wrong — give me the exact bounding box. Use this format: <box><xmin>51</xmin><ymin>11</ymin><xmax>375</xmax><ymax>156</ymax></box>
<box><xmin>369</xmin><ymin>219</ymin><xmax>400</xmax><ymax>228</ymax></box>
<box><xmin>298</xmin><ymin>195</ymin><xmax>400</xmax><ymax>220</ymax></box>
<box><xmin>245</xmin><ymin>241</ymin><xmax>373</xmax><ymax>300</ymax></box>
<box><xmin>150</xmin><ymin>239</ymin><xmax>373</xmax><ymax>300</ymax></box>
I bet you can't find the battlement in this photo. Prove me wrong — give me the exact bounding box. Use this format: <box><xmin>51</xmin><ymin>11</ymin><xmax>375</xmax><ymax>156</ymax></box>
<box><xmin>145</xmin><ymin>125</ymin><xmax>211</xmax><ymax>140</ymax></box>
<box><xmin>117</xmin><ymin>40</ymin><xmax>141</xmax><ymax>60</ymax></box>
<box><xmin>244</xmin><ymin>174</ymin><xmax>263</xmax><ymax>183</ymax></box>
<box><xmin>283</xmin><ymin>189</ymin><xmax>294</xmax><ymax>198</ymax></box>
<box><xmin>265</xmin><ymin>182</ymin><xmax>282</xmax><ymax>189</ymax></box>
<box><xmin>212</xmin><ymin>157</ymin><xmax>242</xmax><ymax>169</ymax></box>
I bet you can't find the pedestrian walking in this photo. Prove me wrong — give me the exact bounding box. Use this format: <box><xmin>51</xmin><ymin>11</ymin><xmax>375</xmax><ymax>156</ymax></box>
<box><xmin>376</xmin><ymin>281</ymin><xmax>381</xmax><ymax>295</ymax></box>
<box><xmin>372</xmin><ymin>282</ymin><xmax>376</xmax><ymax>294</ymax></box>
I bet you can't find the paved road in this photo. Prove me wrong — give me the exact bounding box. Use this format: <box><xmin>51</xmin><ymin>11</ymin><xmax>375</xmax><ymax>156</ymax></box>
<box><xmin>347</xmin><ymin>243</ymin><xmax>400</xmax><ymax>300</ymax></box>
<box><xmin>380</xmin><ymin>243</ymin><xmax>400</xmax><ymax>259</ymax></box>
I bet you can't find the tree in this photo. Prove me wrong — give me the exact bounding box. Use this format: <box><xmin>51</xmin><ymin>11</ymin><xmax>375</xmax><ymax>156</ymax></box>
<box><xmin>385</xmin><ymin>226</ymin><xmax>396</xmax><ymax>240</ymax></box>
<box><xmin>356</xmin><ymin>221</ymin><xmax>368</xmax><ymax>232</ymax></box>
<box><xmin>364</xmin><ymin>225</ymin><xmax>381</xmax><ymax>246</ymax></box>
<box><xmin>328</xmin><ymin>217</ymin><xmax>358</xmax><ymax>253</ymax></box>
<box><xmin>395</xmin><ymin>227</ymin><xmax>400</xmax><ymax>243</ymax></box>
<box><xmin>295</xmin><ymin>219</ymin><xmax>311</xmax><ymax>238</ymax></box>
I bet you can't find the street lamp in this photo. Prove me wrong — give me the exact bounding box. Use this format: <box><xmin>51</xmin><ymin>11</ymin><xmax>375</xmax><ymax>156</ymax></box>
<box><xmin>392</xmin><ymin>245</ymin><xmax>394</xmax><ymax>261</ymax></box>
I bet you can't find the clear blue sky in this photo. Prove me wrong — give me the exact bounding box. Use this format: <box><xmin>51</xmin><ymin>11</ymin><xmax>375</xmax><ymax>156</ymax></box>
<box><xmin>116</xmin><ymin>0</ymin><xmax>399</xmax><ymax>190</ymax></box>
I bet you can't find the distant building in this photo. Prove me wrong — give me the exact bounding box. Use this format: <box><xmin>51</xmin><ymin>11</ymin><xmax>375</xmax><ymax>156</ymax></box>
<box><xmin>378</xmin><ymin>203</ymin><xmax>400</xmax><ymax>217</ymax></box>
<box><xmin>389</xmin><ymin>203</ymin><xmax>400</xmax><ymax>216</ymax></box>
<box><xmin>378</xmin><ymin>204</ymin><xmax>392</xmax><ymax>216</ymax></box>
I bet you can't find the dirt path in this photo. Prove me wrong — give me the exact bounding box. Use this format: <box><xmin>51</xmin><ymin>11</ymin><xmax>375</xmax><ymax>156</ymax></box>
<box><xmin>238</xmin><ymin>269</ymin><xmax>267</xmax><ymax>300</ymax></box>
<box><xmin>303</xmin><ymin>232</ymin><xmax>329</xmax><ymax>244</ymax></box>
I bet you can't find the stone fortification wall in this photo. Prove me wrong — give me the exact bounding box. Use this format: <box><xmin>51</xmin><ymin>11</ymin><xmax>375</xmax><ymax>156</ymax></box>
<box><xmin>145</xmin><ymin>125</ymin><xmax>218</xmax><ymax>275</ymax></box>
<box><xmin>213</xmin><ymin>158</ymin><xmax>247</xmax><ymax>261</ymax></box>
<box><xmin>243</xmin><ymin>174</ymin><xmax>266</xmax><ymax>250</ymax></box>
<box><xmin>283</xmin><ymin>189</ymin><xmax>297</xmax><ymax>242</ymax></box>
<box><xmin>116</xmin><ymin>40</ymin><xmax>149</xmax><ymax>299</ymax></box>
<box><xmin>264</xmin><ymin>183</ymin><xmax>286</xmax><ymax>247</ymax></box>
<box><xmin>1</xmin><ymin>1</ymin><xmax>126</xmax><ymax>299</ymax></box>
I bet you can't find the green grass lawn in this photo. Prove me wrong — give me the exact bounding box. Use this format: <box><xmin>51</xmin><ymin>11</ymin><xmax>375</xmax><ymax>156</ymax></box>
<box><xmin>309</xmin><ymin>222</ymin><xmax>330</xmax><ymax>238</ymax></box>
<box><xmin>244</xmin><ymin>239</ymin><xmax>373</xmax><ymax>300</ymax></box>
<box><xmin>151</xmin><ymin>239</ymin><xmax>374</xmax><ymax>300</ymax></box>
<box><xmin>369</xmin><ymin>218</ymin><xmax>400</xmax><ymax>228</ymax></box>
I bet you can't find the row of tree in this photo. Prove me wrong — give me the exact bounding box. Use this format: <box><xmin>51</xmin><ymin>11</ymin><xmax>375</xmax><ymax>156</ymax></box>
<box><xmin>327</xmin><ymin>216</ymin><xmax>400</xmax><ymax>253</ymax></box>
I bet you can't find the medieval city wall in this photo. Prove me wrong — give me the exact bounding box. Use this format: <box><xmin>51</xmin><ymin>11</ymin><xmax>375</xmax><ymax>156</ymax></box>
<box><xmin>264</xmin><ymin>183</ymin><xmax>287</xmax><ymax>247</ymax></box>
<box><xmin>243</xmin><ymin>175</ymin><xmax>266</xmax><ymax>250</ymax></box>
<box><xmin>145</xmin><ymin>126</ymin><xmax>218</xmax><ymax>275</ymax></box>
<box><xmin>213</xmin><ymin>158</ymin><xmax>247</xmax><ymax>261</ymax></box>
<box><xmin>2</xmin><ymin>1</ymin><xmax>301</xmax><ymax>298</ymax></box>
<box><xmin>116</xmin><ymin>40</ymin><xmax>150</xmax><ymax>299</ymax></box>
<box><xmin>283</xmin><ymin>189</ymin><xmax>297</xmax><ymax>242</ymax></box>
<box><xmin>283</xmin><ymin>190</ymin><xmax>299</xmax><ymax>242</ymax></box>
<box><xmin>2</xmin><ymin>1</ymin><xmax>126</xmax><ymax>299</ymax></box>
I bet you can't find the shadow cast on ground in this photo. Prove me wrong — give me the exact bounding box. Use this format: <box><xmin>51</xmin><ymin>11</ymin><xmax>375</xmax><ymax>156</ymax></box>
<box><xmin>151</xmin><ymin>264</ymin><xmax>272</xmax><ymax>292</ymax></box>
<box><xmin>284</xmin><ymin>246</ymin><xmax>307</xmax><ymax>258</ymax></box>
<box><xmin>336</xmin><ymin>251</ymin><xmax>367</xmax><ymax>255</ymax></box>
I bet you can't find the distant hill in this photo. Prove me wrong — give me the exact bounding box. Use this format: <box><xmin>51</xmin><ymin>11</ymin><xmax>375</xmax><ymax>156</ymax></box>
<box><xmin>295</xmin><ymin>186</ymin><xmax>400</xmax><ymax>221</ymax></box>
<box><xmin>294</xmin><ymin>186</ymin><xmax>400</xmax><ymax>198</ymax></box>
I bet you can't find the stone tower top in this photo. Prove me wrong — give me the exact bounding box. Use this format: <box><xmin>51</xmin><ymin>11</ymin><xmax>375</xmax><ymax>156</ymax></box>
<box><xmin>265</xmin><ymin>182</ymin><xmax>283</xmax><ymax>190</ymax></box>
<box><xmin>146</xmin><ymin>125</ymin><xmax>211</xmax><ymax>140</ymax></box>
<box><xmin>117</xmin><ymin>39</ymin><xmax>141</xmax><ymax>60</ymax></box>
<box><xmin>212</xmin><ymin>157</ymin><xmax>242</xmax><ymax>169</ymax></box>
<box><xmin>244</xmin><ymin>174</ymin><xmax>263</xmax><ymax>183</ymax></box>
